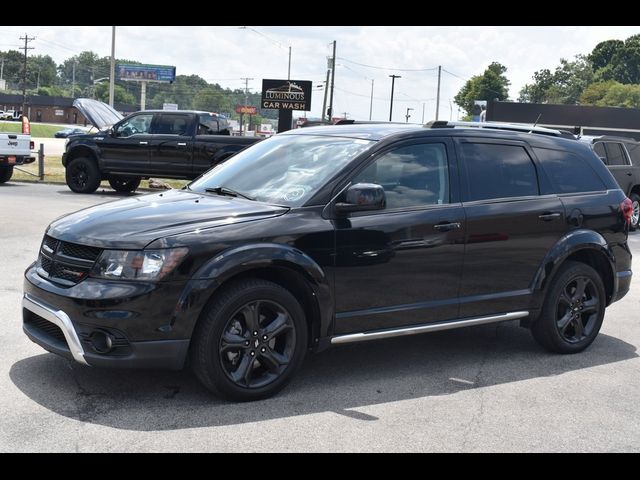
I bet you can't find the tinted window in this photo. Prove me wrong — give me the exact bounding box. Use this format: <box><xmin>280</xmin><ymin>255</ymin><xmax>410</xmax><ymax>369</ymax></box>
<box><xmin>624</xmin><ymin>141</ymin><xmax>640</xmax><ymax>165</ymax></box>
<box><xmin>605</xmin><ymin>142</ymin><xmax>627</xmax><ymax>166</ymax></box>
<box><xmin>534</xmin><ymin>147</ymin><xmax>606</xmax><ymax>194</ymax></box>
<box><xmin>462</xmin><ymin>143</ymin><xmax>538</xmax><ymax>201</ymax></box>
<box><xmin>198</xmin><ymin>114</ymin><xmax>220</xmax><ymax>135</ymax></box>
<box><xmin>115</xmin><ymin>113</ymin><xmax>153</xmax><ymax>137</ymax></box>
<box><xmin>153</xmin><ymin>114</ymin><xmax>191</xmax><ymax>135</ymax></box>
<box><xmin>593</xmin><ymin>142</ymin><xmax>607</xmax><ymax>161</ymax></box>
<box><xmin>353</xmin><ymin>143</ymin><xmax>449</xmax><ymax>209</ymax></box>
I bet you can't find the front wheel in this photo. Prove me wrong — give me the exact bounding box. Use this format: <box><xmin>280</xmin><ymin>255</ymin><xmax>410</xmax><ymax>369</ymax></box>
<box><xmin>66</xmin><ymin>157</ymin><xmax>101</xmax><ymax>193</ymax></box>
<box><xmin>108</xmin><ymin>176</ymin><xmax>141</xmax><ymax>193</ymax></box>
<box><xmin>0</xmin><ymin>166</ymin><xmax>13</xmax><ymax>184</ymax></box>
<box><xmin>531</xmin><ymin>261</ymin><xmax>605</xmax><ymax>354</ymax></box>
<box><xmin>191</xmin><ymin>278</ymin><xmax>308</xmax><ymax>401</ymax></box>
<box><xmin>629</xmin><ymin>193</ymin><xmax>640</xmax><ymax>231</ymax></box>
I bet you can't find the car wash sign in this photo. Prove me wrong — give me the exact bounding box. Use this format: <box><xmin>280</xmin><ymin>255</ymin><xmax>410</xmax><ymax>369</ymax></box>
<box><xmin>261</xmin><ymin>79</ymin><xmax>312</xmax><ymax>111</ymax></box>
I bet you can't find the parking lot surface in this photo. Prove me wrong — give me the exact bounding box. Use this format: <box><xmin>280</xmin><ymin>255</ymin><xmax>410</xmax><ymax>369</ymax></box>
<box><xmin>1</xmin><ymin>183</ymin><xmax>639</xmax><ymax>452</ymax></box>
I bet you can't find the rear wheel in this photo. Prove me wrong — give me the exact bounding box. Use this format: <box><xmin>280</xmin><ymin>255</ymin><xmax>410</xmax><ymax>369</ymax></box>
<box><xmin>629</xmin><ymin>193</ymin><xmax>640</xmax><ymax>231</ymax></box>
<box><xmin>531</xmin><ymin>261</ymin><xmax>605</xmax><ymax>354</ymax></box>
<box><xmin>108</xmin><ymin>176</ymin><xmax>141</xmax><ymax>193</ymax></box>
<box><xmin>191</xmin><ymin>278</ymin><xmax>308</xmax><ymax>401</ymax></box>
<box><xmin>66</xmin><ymin>157</ymin><xmax>100</xmax><ymax>193</ymax></box>
<box><xmin>0</xmin><ymin>166</ymin><xmax>13</xmax><ymax>183</ymax></box>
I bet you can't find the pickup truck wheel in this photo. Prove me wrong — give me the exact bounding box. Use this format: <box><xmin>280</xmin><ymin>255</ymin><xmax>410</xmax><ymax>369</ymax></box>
<box><xmin>108</xmin><ymin>176</ymin><xmax>141</xmax><ymax>193</ymax></box>
<box><xmin>629</xmin><ymin>193</ymin><xmax>640</xmax><ymax>231</ymax></box>
<box><xmin>531</xmin><ymin>261</ymin><xmax>605</xmax><ymax>354</ymax></box>
<box><xmin>191</xmin><ymin>278</ymin><xmax>308</xmax><ymax>401</ymax></box>
<box><xmin>66</xmin><ymin>157</ymin><xmax>100</xmax><ymax>193</ymax></box>
<box><xmin>0</xmin><ymin>166</ymin><xmax>13</xmax><ymax>184</ymax></box>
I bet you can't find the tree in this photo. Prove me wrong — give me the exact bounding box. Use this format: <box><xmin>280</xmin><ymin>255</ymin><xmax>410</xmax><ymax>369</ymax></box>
<box><xmin>518</xmin><ymin>55</ymin><xmax>593</xmax><ymax>104</ymax></box>
<box><xmin>454</xmin><ymin>62</ymin><xmax>510</xmax><ymax>116</ymax></box>
<box><xmin>589</xmin><ymin>39</ymin><xmax>624</xmax><ymax>71</ymax></box>
<box><xmin>94</xmin><ymin>83</ymin><xmax>135</xmax><ymax>105</ymax></box>
<box><xmin>579</xmin><ymin>80</ymin><xmax>619</xmax><ymax>105</ymax></box>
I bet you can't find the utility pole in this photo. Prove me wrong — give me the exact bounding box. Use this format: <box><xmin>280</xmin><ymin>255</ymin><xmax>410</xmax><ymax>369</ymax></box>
<box><xmin>36</xmin><ymin>68</ymin><xmax>41</xmax><ymax>89</ymax></box>
<box><xmin>322</xmin><ymin>64</ymin><xmax>330</xmax><ymax>122</ymax></box>
<box><xmin>71</xmin><ymin>61</ymin><xmax>76</xmax><ymax>99</ymax></box>
<box><xmin>388</xmin><ymin>74</ymin><xmax>401</xmax><ymax>121</ymax></box>
<box><xmin>20</xmin><ymin>34</ymin><xmax>35</xmax><ymax>116</ymax></box>
<box><xmin>369</xmin><ymin>79</ymin><xmax>374</xmax><ymax>121</ymax></box>
<box><xmin>240</xmin><ymin>77</ymin><xmax>253</xmax><ymax>134</ymax></box>
<box><xmin>328</xmin><ymin>40</ymin><xmax>336</xmax><ymax>121</ymax></box>
<box><xmin>422</xmin><ymin>102</ymin><xmax>425</xmax><ymax>124</ymax></box>
<box><xmin>435</xmin><ymin>65</ymin><xmax>441</xmax><ymax>121</ymax></box>
<box><xmin>109</xmin><ymin>26</ymin><xmax>116</xmax><ymax>107</ymax></box>
<box><xmin>1</xmin><ymin>55</ymin><xmax>4</xmax><ymax>80</ymax></box>
<box><xmin>288</xmin><ymin>46</ymin><xmax>291</xmax><ymax>80</ymax></box>
<box><xmin>342</xmin><ymin>112</ymin><xmax>349</xmax><ymax>119</ymax></box>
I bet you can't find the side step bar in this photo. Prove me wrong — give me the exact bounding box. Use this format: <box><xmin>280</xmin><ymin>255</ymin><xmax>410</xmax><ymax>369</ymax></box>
<box><xmin>330</xmin><ymin>311</ymin><xmax>529</xmax><ymax>345</ymax></box>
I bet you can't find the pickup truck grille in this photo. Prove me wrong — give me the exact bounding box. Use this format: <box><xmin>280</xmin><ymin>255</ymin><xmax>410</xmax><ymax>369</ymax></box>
<box><xmin>37</xmin><ymin>235</ymin><xmax>102</xmax><ymax>287</ymax></box>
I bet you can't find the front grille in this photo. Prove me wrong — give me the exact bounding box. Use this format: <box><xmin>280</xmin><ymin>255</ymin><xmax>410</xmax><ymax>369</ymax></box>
<box><xmin>37</xmin><ymin>235</ymin><xmax>102</xmax><ymax>287</ymax></box>
<box><xmin>24</xmin><ymin>310</ymin><xmax>67</xmax><ymax>346</ymax></box>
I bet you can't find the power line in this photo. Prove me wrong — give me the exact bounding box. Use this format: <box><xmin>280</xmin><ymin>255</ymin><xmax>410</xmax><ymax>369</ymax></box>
<box><xmin>337</xmin><ymin>56</ymin><xmax>438</xmax><ymax>72</ymax></box>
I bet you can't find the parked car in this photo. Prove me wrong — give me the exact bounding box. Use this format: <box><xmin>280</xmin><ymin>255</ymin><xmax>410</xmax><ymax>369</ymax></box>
<box><xmin>23</xmin><ymin>121</ymin><xmax>632</xmax><ymax>401</ymax></box>
<box><xmin>1</xmin><ymin>110</ymin><xmax>22</xmax><ymax>121</ymax></box>
<box><xmin>578</xmin><ymin>135</ymin><xmax>640</xmax><ymax>230</ymax></box>
<box><xmin>54</xmin><ymin>127</ymin><xmax>88</xmax><ymax>138</ymax></box>
<box><xmin>0</xmin><ymin>117</ymin><xmax>35</xmax><ymax>183</ymax></box>
<box><xmin>62</xmin><ymin>98</ymin><xmax>260</xmax><ymax>193</ymax></box>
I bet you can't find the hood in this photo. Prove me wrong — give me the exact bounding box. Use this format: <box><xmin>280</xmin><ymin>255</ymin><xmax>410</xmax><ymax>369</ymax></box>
<box><xmin>46</xmin><ymin>189</ymin><xmax>288</xmax><ymax>249</ymax></box>
<box><xmin>73</xmin><ymin>98</ymin><xmax>124</xmax><ymax>130</ymax></box>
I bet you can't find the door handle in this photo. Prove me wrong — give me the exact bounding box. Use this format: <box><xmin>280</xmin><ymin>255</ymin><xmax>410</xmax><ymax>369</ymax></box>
<box><xmin>139</xmin><ymin>141</ymin><xmax>148</xmax><ymax>145</ymax></box>
<box><xmin>434</xmin><ymin>222</ymin><xmax>461</xmax><ymax>232</ymax></box>
<box><xmin>627</xmin><ymin>172</ymin><xmax>633</xmax><ymax>176</ymax></box>
<box><xmin>177</xmin><ymin>142</ymin><xmax>187</xmax><ymax>146</ymax></box>
<box><xmin>538</xmin><ymin>212</ymin><xmax>561</xmax><ymax>221</ymax></box>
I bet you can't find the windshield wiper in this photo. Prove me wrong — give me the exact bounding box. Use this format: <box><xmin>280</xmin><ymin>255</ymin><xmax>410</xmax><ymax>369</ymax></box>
<box><xmin>204</xmin><ymin>186</ymin><xmax>255</xmax><ymax>201</ymax></box>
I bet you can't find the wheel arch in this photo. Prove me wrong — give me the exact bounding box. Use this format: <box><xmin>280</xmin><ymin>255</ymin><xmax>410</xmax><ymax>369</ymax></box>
<box><xmin>533</xmin><ymin>229</ymin><xmax>616</xmax><ymax>306</ymax></box>
<box><xmin>177</xmin><ymin>243</ymin><xmax>333</xmax><ymax>349</ymax></box>
<box><xmin>65</xmin><ymin>144</ymin><xmax>100</xmax><ymax>167</ymax></box>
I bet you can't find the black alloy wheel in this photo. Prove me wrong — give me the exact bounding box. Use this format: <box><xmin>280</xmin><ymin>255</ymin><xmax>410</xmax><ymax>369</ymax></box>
<box><xmin>191</xmin><ymin>278</ymin><xmax>308</xmax><ymax>401</ymax></box>
<box><xmin>66</xmin><ymin>157</ymin><xmax>100</xmax><ymax>193</ymax></box>
<box><xmin>532</xmin><ymin>261</ymin><xmax>605</xmax><ymax>354</ymax></box>
<box><xmin>108</xmin><ymin>176</ymin><xmax>141</xmax><ymax>193</ymax></box>
<box><xmin>219</xmin><ymin>300</ymin><xmax>296</xmax><ymax>389</ymax></box>
<box><xmin>554</xmin><ymin>275</ymin><xmax>600</xmax><ymax>344</ymax></box>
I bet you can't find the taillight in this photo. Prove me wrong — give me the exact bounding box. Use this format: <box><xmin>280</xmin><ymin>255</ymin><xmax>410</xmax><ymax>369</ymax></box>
<box><xmin>621</xmin><ymin>197</ymin><xmax>633</xmax><ymax>225</ymax></box>
<box><xmin>30</xmin><ymin>140</ymin><xmax>34</xmax><ymax>151</ymax></box>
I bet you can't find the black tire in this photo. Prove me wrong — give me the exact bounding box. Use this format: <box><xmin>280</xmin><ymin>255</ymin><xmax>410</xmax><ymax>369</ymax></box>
<box><xmin>0</xmin><ymin>166</ymin><xmax>13</xmax><ymax>184</ymax></box>
<box><xmin>531</xmin><ymin>260</ymin><xmax>605</xmax><ymax>354</ymax></box>
<box><xmin>66</xmin><ymin>156</ymin><xmax>101</xmax><ymax>193</ymax></box>
<box><xmin>629</xmin><ymin>193</ymin><xmax>640</xmax><ymax>231</ymax></box>
<box><xmin>191</xmin><ymin>278</ymin><xmax>308</xmax><ymax>401</ymax></box>
<box><xmin>108</xmin><ymin>176</ymin><xmax>141</xmax><ymax>193</ymax></box>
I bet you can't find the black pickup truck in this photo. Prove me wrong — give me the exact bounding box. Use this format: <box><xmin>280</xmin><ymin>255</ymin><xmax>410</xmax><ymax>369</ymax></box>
<box><xmin>63</xmin><ymin>99</ymin><xmax>261</xmax><ymax>193</ymax></box>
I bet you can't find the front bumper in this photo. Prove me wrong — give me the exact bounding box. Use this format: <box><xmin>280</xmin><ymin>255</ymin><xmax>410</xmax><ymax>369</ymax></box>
<box><xmin>22</xmin><ymin>265</ymin><xmax>193</xmax><ymax>369</ymax></box>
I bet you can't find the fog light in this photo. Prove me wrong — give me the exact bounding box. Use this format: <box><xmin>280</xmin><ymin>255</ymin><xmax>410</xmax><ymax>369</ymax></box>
<box><xmin>89</xmin><ymin>330</ymin><xmax>113</xmax><ymax>354</ymax></box>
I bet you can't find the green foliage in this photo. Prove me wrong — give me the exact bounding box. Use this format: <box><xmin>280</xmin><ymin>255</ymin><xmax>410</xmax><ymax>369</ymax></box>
<box><xmin>580</xmin><ymin>81</ymin><xmax>640</xmax><ymax>108</ymax></box>
<box><xmin>518</xmin><ymin>55</ymin><xmax>593</xmax><ymax>104</ymax></box>
<box><xmin>589</xmin><ymin>40</ymin><xmax>624</xmax><ymax>71</ymax></box>
<box><xmin>454</xmin><ymin>62</ymin><xmax>510</xmax><ymax>116</ymax></box>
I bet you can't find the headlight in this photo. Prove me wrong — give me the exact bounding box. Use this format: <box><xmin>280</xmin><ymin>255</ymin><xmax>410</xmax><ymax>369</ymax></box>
<box><xmin>91</xmin><ymin>248</ymin><xmax>188</xmax><ymax>281</ymax></box>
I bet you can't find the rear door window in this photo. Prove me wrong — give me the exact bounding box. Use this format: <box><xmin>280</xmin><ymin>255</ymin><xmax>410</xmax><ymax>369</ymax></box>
<box><xmin>604</xmin><ymin>142</ymin><xmax>628</xmax><ymax>166</ymax></box>
<box><xmin>534</xmin><ymin>147</ymin><xmax>606</xmax><ymax>194</ymax></box>
<box><xmin>461</xmin><ymin>143</ymin><xmax>538</xmax><ymax>201</ymax></box>
<box><xmin>153</xmin><ymin>114</ymin><xmax>191</xmax><ymax>136</ymax></box>
<box><xmin>593</xmin><ymin>142</ymin><xmax>607</xmax><ymax>163</ymax></box>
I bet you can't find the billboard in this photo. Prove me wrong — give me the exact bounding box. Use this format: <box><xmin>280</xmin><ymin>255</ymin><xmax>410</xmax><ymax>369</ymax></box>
<box><xmin>261</xmin><ymin>79</ymin><xmax>312</xmax><ymax>110</ymax></box>
<box><xmin>235</xmin><ymin>105</ymin><xmax>258</xmax><ymax>115</ymax></box>
<box><xmin>118</xmin><ymin>64</ymin><xmax>176</xmax><ymax>83</ymax></box>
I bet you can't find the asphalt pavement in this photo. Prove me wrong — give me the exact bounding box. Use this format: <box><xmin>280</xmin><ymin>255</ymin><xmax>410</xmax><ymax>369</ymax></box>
<box><xmin>1</xmin><ymin>182</ymin><xmax>639</xmax><ymax>452</ymax></box>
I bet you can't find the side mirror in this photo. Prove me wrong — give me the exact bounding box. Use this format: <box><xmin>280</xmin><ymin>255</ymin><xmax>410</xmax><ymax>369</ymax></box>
<box><xmin>335</xmin><ymin>183</ymin><xmax>386</xmax><ymax>213</ymax></box>
<box><xmin>109</xmin><ymin>127</ymin><xmax>116</xmax><ymax>137</ymax></box>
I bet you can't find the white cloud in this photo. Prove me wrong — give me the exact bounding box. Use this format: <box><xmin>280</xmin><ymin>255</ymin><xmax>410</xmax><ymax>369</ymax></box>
<box><xmin>4</xmin><ymin>25</ymin><xmax>640</xmax><ymax>121</ymax></box>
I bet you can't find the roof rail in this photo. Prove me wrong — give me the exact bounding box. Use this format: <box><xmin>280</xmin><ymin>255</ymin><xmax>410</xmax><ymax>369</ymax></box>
<box><xmin>424</xmin><ymin>120</ymin><xmax>572</xmax><ymax>138</ymax></box>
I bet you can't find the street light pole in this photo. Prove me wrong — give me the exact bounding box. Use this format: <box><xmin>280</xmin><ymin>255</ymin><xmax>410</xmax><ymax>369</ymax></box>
<box><xmin>405</xmin><ymin>107</ymin><xmax>414</xmax><ymax>123</ymax></box>
<box><xmin>389</xmin><ymin>74</ymin><xmax>401</xmax><ymax>122</ymax></box>
<box><xmin>109</xmin><ymin>26</ymin><xmax>116</xmax><ymax>107</ymax></box>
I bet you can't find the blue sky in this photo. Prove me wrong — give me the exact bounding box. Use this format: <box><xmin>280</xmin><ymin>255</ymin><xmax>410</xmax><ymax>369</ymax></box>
<box><xmin>2</xmin><ymin>26</ymin><xmax>640</xmax><ymax>121</ymax></box>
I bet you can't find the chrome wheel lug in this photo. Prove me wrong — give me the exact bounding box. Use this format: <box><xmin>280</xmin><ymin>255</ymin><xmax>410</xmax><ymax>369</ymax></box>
<box><xmin>263</xmin><ymin>335</ymin><xmax>268</xmax><ymax>340</ymax></box>
<box><xmin>253</xmin><ymin>331</ymin><xmax>258</xmax><ymax>336</ymax></box>
<box><xmin>261</xmin><ymin>347</ymin><xmax>266</xmax><ymax>353</ymax></box>
<box><xmin>250</xmin><ymin>351</ymin><xmax>255</xmax><ymax>356</ymax></box>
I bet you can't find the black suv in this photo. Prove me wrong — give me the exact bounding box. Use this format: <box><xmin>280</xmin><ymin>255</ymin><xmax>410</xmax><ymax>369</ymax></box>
<box><xmin>23</xmin><ymin>121</ymin><xmax>633</xmax><ymax>401</ymax></box>
<box><xmin>578</xmin><ymin>135</ymin><xmax>640</xmax><ymax>230</ymax></box>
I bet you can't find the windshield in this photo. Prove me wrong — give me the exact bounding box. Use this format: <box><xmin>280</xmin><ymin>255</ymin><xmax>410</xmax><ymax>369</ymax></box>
<box><xmin>189</xmin><ymin>134</ymin><xmax>375</xmax><ymax>206</ymax></box>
